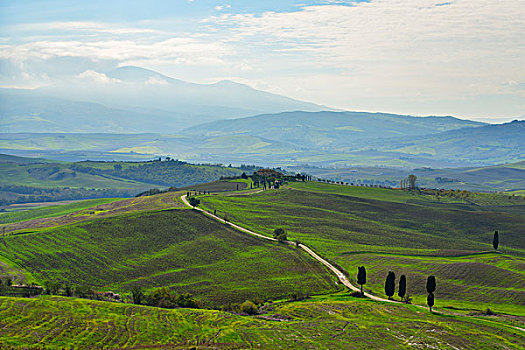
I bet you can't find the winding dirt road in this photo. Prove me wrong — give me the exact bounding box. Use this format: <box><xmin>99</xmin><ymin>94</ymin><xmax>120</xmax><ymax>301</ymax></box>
<box><xmin>181</xmin><ymin>193</ymin><xmax>525</xmax><ymax>333</ymax></box>
<box><xmin>181</xmin><ymin>194</ymin><xmax>390</xmax><ymax>302</ymax></box>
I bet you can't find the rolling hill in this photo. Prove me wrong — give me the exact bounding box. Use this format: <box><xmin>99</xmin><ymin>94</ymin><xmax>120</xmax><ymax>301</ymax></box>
<box><xmin>0</xmin><ymin>180</ymin><xmax>523</xmax><ymax>348</ymax></box>
<box><xmin>198</xmin><ymin>182</ymin><xmax>525</xmax><ymax>313</ymax></box>
<box><xmin>0</xmin><ymin>154</ymin><xmax>245</xmax><ymax>205</ymax></box>
<box><xmin>185</xmin><ymin>110</ymin><xmax>485</xmax><ymax>149</ymax></box>
<box><xmin>0</xmin><ymin>207</ymin><xmax>338</xmax><ymax>307</ymax></box>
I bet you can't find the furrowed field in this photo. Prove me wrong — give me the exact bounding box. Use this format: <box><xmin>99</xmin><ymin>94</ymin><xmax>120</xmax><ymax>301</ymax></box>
<box><xmin>0</xmin><ymin>207</ymin><xmax>339</xmax><ymax>307</ymax></box>
<box><xmin>0</xmin><ymin>295</ymin><xmax>523</xmax><ymax>349</ymax></box>
<box><xmin>198</xmin><ymin>182</ymin><xmax>525</xmax><ymax>313</ymax></box>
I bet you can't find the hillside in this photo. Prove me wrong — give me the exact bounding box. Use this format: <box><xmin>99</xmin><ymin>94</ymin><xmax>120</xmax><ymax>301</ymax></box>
<box><xmin>0</xmin><ymin>154</ymin><xmax>245</xmax><ymax>205</ymax></box>
<box><xmin>198</xmin><ymin>182</ymin><xmax>525</xmax><ymax>314</ymax></box>
<box><xmin>185</xmin><ymin>110</ymin><xmax>485</xmax><ymax>149</ymax></box>
<box><xmin>1</xmin><ymin>296</ymin><xmax>522</xmax><ymax>349</ymax></box>
<box><xmin>0</xmin><ymin>181</ymin><xmax>523</xmax><ymax>348</ymax></box>
<box><xmin>0</xmin><ymin>198</ymin><xmax>338</xmax><ymax>307</ymax></box>
<box><xmin>367</xmin><ymin>120</ymin><xmax>525</xmax><ymax>166</ymax></box>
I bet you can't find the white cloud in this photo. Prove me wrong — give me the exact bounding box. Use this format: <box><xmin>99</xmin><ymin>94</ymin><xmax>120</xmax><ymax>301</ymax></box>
<box><xmin>77</xmin><ymin>70</ymin><xmax>121</xmax><ymax>83</ymax></box>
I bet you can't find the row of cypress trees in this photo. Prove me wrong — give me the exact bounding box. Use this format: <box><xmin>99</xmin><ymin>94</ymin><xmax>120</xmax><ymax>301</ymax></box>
<box><xmin>357</xmin><ymin>266</ymin><xmax>436</xmax><ymax>312</ymax></box>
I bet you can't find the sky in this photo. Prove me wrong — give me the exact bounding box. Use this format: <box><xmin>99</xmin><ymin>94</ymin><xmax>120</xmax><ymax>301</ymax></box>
<box><xmin>1</xmin><ymin>0</ymin><xmax>524</xmax><ymax>122</ymax></box>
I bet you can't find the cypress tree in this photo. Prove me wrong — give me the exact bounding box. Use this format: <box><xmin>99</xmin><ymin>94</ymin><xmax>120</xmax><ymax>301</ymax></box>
<box><xmin>426</xmin><ymin>276</ymin><xmax>436</xmax><ymax>294</ymax></box>
<box><xmin>427</xmin><ymin>293</ymin><xmax>434</xmax><ymax>312</ymax></box>
<box><xmin>493</xmin><ymin>231</ymin><xmax>499</xmax><ymax>250</ymax></box>
<box><xmin>357</xmin><ymin>266</ymin><xmax>366</xmax><ymax>295</ymax></box>
<box><xmin>384</xmin><ymin>271</ymin><xmax>396</xmax><ymax>299</ymax></box>
<box><xmin>398</xmin><ymin>275</ymin><xmax>406</xmax><ymax>301</ymax></box>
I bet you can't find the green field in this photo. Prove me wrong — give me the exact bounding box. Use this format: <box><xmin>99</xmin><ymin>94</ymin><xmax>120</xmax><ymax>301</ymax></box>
<box><xmin>0</xmin><ymin>208</ymin><xmax>338</xmax><ymax>307</ymax></box>
<box><xmin>198</xmin><ymin>182</ymin><xmax>525</xmax><ymax>313</ymax></box>
<box><xmin>0</xmin><ymin>295</ymin><xmax>522</xmax><ymax>349</ymax></box>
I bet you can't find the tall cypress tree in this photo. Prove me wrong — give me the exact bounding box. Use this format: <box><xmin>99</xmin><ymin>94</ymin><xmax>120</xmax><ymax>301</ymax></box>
<box><xmin>427</xmin><ymin>293</ymin><xmax>435</xmax><ymax>312</ymax></box>
<box><xmin>357</xmin><ymin>266</ymin><xmax>366</xmax><ymax>296</ymax></box>
<box><xmin>426</xmin><ymin>276</ymin><xmax>436</xmax><ymax>294</ymax></box>
<box><xmin>384</xmin><ymin>271</ymin><xmax>396</xmax><ymax>299</ymax></box>
<box><xmin>398</xmin><ymin>275</ymin><xmax>407</xmax><ymax>301</ymax></box>
<box><xmin>493</xmin><ymin>231</ymin><xmax>499</xmax><ymax>250</ymax></box>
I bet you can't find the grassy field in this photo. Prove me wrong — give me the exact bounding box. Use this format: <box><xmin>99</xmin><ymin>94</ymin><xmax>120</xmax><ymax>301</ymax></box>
<box><xmin>198</xmin><ymin>182</ymin><xmax>525</xmax><ymax>313</ymax></box>
<box><xmin>0</xmin><ymin>192</ymin><xmax>188</xmax><ymax>234</ymax></box>
<box><xmin>0</xmin><ymin>295</ymin><xmax>522</xmax><ymax>349</ymax></box>
<box><xmin>0</xmin><ymin>208</ymin><xmax>339</xmax><ymax>307</ymax></box>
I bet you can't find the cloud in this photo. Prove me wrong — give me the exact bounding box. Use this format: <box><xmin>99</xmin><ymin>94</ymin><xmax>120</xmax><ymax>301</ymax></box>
<box><xmin>77</xmin><ymin>70</ymin><xmax>121</xmax><ymax>83</ymax></box>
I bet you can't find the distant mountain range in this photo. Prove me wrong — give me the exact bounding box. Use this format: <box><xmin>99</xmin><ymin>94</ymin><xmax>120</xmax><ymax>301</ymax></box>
<box><xmin>1</xmin><ymin>66</ymin><xmax>523</xmax><ymax>171</ymax></box>
<box><xmin>0</xmin><ymin>66</ymin><xmax>329</xmax><ymax>133</ymax></box>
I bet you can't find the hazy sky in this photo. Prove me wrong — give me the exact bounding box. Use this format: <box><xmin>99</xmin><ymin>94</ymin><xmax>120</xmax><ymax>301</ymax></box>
<box><xmin>1</xmin><ymin>0</ymin><xmax>524</xmax><ymax>122</ymax></box>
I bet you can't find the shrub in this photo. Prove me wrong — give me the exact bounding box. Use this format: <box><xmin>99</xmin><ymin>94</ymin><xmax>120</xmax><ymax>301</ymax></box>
<box><xmin>240</xmin><ymin>300</ymin><xmax>258</xmax><ymax>315</ymax></box>
<box><xmin>273</xmin><ymin>228</ymin><xmax>287</xmax><ymax>242</ymax></box>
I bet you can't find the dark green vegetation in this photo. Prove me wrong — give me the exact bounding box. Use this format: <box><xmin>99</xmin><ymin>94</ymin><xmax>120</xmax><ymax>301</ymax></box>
<box><xmin>1</xmin><ymin>295</ymin><xmax>523</xmax><ymax>349</ymax></box>
<box><xmin>198</xmin><ymin>182</ymin><xmax>525</xmax><ymax>314</ymax></box>
<box><xmin>0</xmin><ymin>209</ymin><xmax>338</xmax><ymax>307</ymax></box>
<box><xmin>0</xmin><ymin>154</ymin><xmax>245</xmax><ymax>205</ymax></box>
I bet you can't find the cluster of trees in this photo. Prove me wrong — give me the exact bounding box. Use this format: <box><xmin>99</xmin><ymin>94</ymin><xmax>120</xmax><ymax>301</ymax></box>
<box><xmin>130</xmin><ymin>286</ymin><xmax>199</xmax><ymax>309</ymax></box>
<box><xmin>188</xmin><ymin>196</ymin><xmax>200</xmax><ymax>208</ymax></box>
<box><xmin>0</xmin><ymin>185</ymin><xmax>135</xmax><ymax>206</ymax></box>
<box><xmin>400</xmin><ymin>174</ymin><xmax>417</xmax><ymax>190</ymax></box>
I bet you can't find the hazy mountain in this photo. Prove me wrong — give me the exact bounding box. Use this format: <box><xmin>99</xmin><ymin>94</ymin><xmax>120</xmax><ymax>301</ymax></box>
<box><xmin>0</xmin><ymin>88</ymin><xmax>199</xmax><ymax>133</ymax></box>
<box><xmin>29</xmin><ymin>66</ymin><xmax>329</xmax><ymax>123</ymax></box>
<box><xmin>185</xmin><ymin>111</ymin><xmax>486</xmax><ymax>149</ymax></box>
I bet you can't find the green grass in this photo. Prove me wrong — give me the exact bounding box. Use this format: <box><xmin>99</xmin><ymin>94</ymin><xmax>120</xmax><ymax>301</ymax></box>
<box><xmin>198</xmin><ymin>182</ymin><xmax>525</xmax><ymax>312</ymax></box>
<box><xmin>0</xmin><ymin>209</ymin><xmax>339</xmax><ymax>307</ymax></box>
<box><xmin>0</xmin><ymin>198</ymin><xmax>122</xmax><ymax>224</ymax></box>
<box><xmin>0</xmin><ymin>295</ymin><xmax>522</xmax><ymax>349</ymax></box>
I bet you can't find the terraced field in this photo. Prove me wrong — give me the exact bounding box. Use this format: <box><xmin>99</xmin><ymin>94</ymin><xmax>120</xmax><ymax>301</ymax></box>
<box><xmin>0</xmin><ymin>208</ymin><xmax>338</xmax><ymax>307</ymax></box>
<box><xmin>0</xmin><ymin>295</ymin><xmax>523</xmax><ymax>349</ymax></box>
<box><xmin>198</xmin><ymin>182</ymin><xmax>525</xmax><ymax>313</ymax></box>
